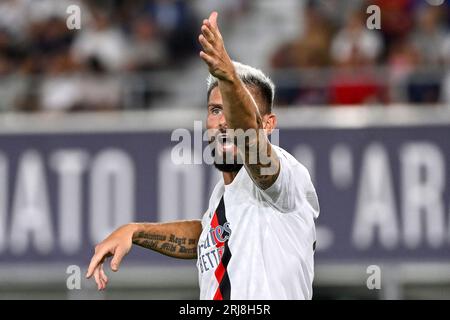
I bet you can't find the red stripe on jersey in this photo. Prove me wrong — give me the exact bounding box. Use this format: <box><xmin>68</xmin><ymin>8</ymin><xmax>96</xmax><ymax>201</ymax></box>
<box><xmin>213</xmin><ymin>288</ymin><xmax>223</xmax><ymax>300</ymax></box>
<box><xmin>215</xmin><ymin>261</ymin><xmax>225</xmax><ymax>282</ymax></box>
<box><xmin>211</xmin><ymin>196</ymin><xmax>231</xmax><ymax>300</ymax></box>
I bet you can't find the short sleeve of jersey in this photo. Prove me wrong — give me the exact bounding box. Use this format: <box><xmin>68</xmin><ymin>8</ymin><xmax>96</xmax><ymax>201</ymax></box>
<box><xmin>258</xmin><ymin>146</ymin><xmax>319</xmax><ymax>216</ymax></box>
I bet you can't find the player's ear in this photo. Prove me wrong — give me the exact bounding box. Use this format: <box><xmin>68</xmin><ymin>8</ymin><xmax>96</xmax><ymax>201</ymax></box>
<box><xmin>263</xmin><ymin>113</ymin><xmax>277</xmax><ymax>134</ymax></box>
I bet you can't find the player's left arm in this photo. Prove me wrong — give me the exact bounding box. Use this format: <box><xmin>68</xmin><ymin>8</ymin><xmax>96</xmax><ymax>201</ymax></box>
<box><xmin>198</xmin><ymin>12</ymin><xmax>280</xmax><ymax>190</ymax></box>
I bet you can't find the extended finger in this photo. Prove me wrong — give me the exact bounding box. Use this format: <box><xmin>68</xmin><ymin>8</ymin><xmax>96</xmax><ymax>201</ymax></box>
<box><xmin>100</xmin><ymin>263</ymin><xmax>108</xmax><ymax>284</ymax></box>
<box><xmin>86</xmin><ymin>254</ymin><xmax>101</xmax><ymax>279</ymax></box>
<box><xmin>97</xmin><ymin>264</ymin><xmax>107</xmax><ymax>290</ymax></box>
<box><xmin>209</xmin><ymin>11</ymin><xmax>218</xmax><ymax>30</ymax></box>
<box><xmin>86</xmin><ymin>249</ymin><xmax>109</xmax><ymax>278</ymax></box>
<box><xmin>205</xmin><ymin>12</ymin><xmax>221</xmax><ymax>40</ymax></box>
<box><xmin>198</xmin><ymin>35</ymin><xmax>216</xmax><ymax>55</ymax></box>
<box><xmin>86</xmin><ymin>253</ymin><xmax>103</xmax><ymax>278</ymax></box>
<box><xmin>199</xmin><ymin>51</ymin><xmax>215</xmax><ymax>66</ymax></box>
<box><xmin>201</xmin><ymin>25</ymin><xmax>215</xmax><ymax>42</ymax></box>
<box><xmin>93</xmin><ymin>265</ymin><xmax>103</xmax><ymax>290</ymax></box>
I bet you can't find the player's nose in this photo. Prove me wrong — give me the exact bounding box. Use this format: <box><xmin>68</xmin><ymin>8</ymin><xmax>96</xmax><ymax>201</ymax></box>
<box><xmin>218</xmin><ymin>114</ymin><xmax>228</xmax><ymax>129</ymax></box>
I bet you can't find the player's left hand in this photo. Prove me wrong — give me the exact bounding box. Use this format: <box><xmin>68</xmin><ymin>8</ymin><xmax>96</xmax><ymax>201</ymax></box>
<box><xmin>199</xmin><ymin>12</ymin><xmax>236</xmax><ymax>82</ymax></box>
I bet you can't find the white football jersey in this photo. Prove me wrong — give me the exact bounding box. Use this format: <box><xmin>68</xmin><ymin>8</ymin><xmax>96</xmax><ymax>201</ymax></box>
<box><xmin>197</xmin><ymin>145</ymin><xmax>320</xmax><ymax>300</ymax></box>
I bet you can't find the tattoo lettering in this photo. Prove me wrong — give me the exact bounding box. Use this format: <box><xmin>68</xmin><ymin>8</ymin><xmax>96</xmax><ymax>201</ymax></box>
<box><xmin>134</xmin><ymin>232</ymin><xmax>166</xmax><ymax>241</ymax></box>
<box><xmin>179</xmin><ymin>246</ymin><xmax>197</xmax><ymax>255</ymax></box>
<box><xmin>134</xmin><ymin>239</ymin><xmax>158</xmax><ymax>250</ymax></box>
<box><xmin>169</xmin><ymin>234</ymin><xmax>187</xmax><ymax>245</ymax></box>
<box><xmin>133</xmin><ymin>231</ymin><xmax>198</xmax><ymax>258</ymax></box>
<box><xmin>160</xmin><ymin>242</ymin><xmax>177</xmax><ymax>253</ymax></box>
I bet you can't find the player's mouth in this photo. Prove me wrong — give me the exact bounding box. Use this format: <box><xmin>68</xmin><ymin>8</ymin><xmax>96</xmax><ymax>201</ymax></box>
<box><xmin>216</xmin><ymin>132</ymin><xmax>235</xmax><ymax>152</ymax></box>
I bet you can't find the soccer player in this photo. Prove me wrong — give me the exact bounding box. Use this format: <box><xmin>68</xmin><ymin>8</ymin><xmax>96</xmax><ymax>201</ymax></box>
<box><xmin>86</xmin><ymin>12</ymin><xmax>319</xmax><ymax>300</ymax></box>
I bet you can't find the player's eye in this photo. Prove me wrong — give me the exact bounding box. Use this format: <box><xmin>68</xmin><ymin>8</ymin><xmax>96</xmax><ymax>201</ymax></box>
<box><xmin>210</xmin><ymin>107</ymin><xmax>222</xmax><ymax>115</ymax></box>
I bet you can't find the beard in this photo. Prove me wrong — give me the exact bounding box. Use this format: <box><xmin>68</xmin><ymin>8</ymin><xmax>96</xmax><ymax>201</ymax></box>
<box><xmin>211</xmin><ymin>144</ymin><xmax>243</xmax><ymax>173</ymax></box>
<box><xmin>214</xmin><ymin>162</ymin><xmax>244</xmax><ymax>173</ymax></box>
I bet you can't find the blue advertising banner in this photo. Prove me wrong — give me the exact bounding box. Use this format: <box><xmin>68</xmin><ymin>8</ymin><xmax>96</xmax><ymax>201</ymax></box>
<box><xmin>0</xmin><ymin>124</ymin><xmax>449</xmax><ymax>266</ymax></box>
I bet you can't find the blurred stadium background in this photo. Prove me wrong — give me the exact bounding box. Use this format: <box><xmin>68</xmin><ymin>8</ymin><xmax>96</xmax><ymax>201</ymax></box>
<box><xmin>0</xmin><ymin>0</ymin><xmax>449</xmax><ymax>299</ymax></box>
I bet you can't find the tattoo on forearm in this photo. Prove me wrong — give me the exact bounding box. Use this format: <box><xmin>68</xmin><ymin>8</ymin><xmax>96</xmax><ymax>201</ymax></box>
<box><xmin>134</xmin><ymin>231</ymin><xmax>167</xmax><ymax>241</ymax></box>
<box><xmin>133</xmin><ymin>239</ymin><xmax>159</xmax><ymax>250</ymax></box>
<box><xmin>179</xmin><ymin>245</ymin><xmax>197</xmax><ymax>255</ymax></box>
<box><xmin>160</xmin><ymin>242</ymin><xmax>177</xmax><ymax>253</ymax></box>
<box><xmin>169</xmin><ymin>234</ymin><xmax>187</xmax><ymax>245</ymax></box>
<box><xmin>133</xmin><ymin>232</ymin><xmax>198</xmax><ymax>258</ymax></box>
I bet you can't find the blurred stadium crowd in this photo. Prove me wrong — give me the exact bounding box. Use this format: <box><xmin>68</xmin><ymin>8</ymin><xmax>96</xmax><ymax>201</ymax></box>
<box><xmin>0</xmin><ymin>0</ymin><xmax>448</xmax><ymax>112</ymax></box>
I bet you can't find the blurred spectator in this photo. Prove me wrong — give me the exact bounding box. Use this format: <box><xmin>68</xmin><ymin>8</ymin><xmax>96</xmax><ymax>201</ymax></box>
<box><xmin>40</xmin><ymin>55</ymin><xmax>121</xmax><ymax>112</ymax></box>
<box><xmin>314</xmin><ymin>0</ymin><xmax>365</xmax><ymax>27</ymax></box>
<box><xmin>27</xmin><ymin>0</ymin><xmax>83</xmax><ymax>23</ymax></box>
<box><xmin>0</xmin><ymin>54</ymin><xmax>27</xmax><ymax>112</ymax></box>
<box><xmin>387</xmin><ymin>38</ymin><xmax>420</xmax><ymax>102</ymax></box>
<box><xmin>0</xmin><ymin>0</ymin><xmax>28</xmax><ymax>37</ymax></box>
<box><xmin>403</xmin><ymin>5</ymin><xmax>447</xmax><ymax>104</ymax></box>
<box><xmin>328</xmin><ymin>10</ymin><xmax>386</xmax><ymax>105</ymax></box>
<box><xmin>0</xmin><ymin>0</ymin><xmax>447</xmax><ymax>112</ymax></box>
<box><xmin>330</xmin><ymin>10</ymin><xmax>383</xmax><ymax>66</ymax></box>
<box><xmin>371</xmin><ymin>0</ymin><xmax>415</xmax><ymax>57</ymax></box>
<box><xmin>270</xmin><ymin>4</ymin><xmax>333</xmax><ymax>105</ymax></box>
<box><xmin>127</xmin><ymin>15</ymin><xmax>168</xmax><ymax>71</ymax></box>
<box><xmin>0</xmin><ymin>28</ymin><xmax>24</xmax><ymax>75</ymax></box>
<box><xmin>443</xmin><ymin>73</ymin><xmax>450</xmax><ymax>105</ymax></box>
<box><xmin>411</xmin><ymin>5</ymin><xmax>447</xmax><ymax>65</ymax></box>
<box><xmin>39</xmin><ymin>51</ymin><xmax>81</xmax><ymax>112</ymax></box>
<box><xmin>76</xmin><ymin>57</ymin><xmax>121</xmax><ymax>111</ymax></box>
<box><xmin>31</xmin><ymin>17</ymin><xmax>74</xmax><ymax>59</ymax></box>
<box><xmin>192</xmin><ymin>0</ymin><xmax>246</xmax><ymax>25</ymax></box>
<box><xmin>406</xmin><ymin>65</ymin><xmax>442</xmax><ymax>104</ymax></box>
<box><xmin>388</xmin><ymin>39</ymin><xmax>420</xmax><ymax>82</ymax></box>
<box><xmin>441</xmin><ymin>34</ymin><xmax>450</xmax><ymax>105</ymax></box>
<box><xmin>271</xmin><ymin>5</ymin><xmax>332</xmax><ymax>69</ymax></box>
<box><xmin>145</xmin><ymin>0</ymin><xmax>198</xmax><ymax>64</ymax></box>
<box><xmin>71</xmin><ymin>10</ymin><xmax>129</xmax><ymax>72</ymax></box>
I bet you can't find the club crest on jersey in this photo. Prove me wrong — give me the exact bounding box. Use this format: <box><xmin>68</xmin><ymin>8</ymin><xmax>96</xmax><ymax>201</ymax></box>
<box><xmin>205</xmin><ymin>222</ymin><xmax>231</xmax><ymax>249</ymax></box>
<box><xmin>197</xmin><ymin>221</ymin><xmax>232</xmax><ymax>274</ymax></box>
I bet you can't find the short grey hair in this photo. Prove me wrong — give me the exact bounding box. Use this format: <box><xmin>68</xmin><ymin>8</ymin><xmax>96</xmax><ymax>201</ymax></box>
<box><xmin>206</xmin><ymin>61</ymin><xmax>275</xmax><ymax>114</ymax></box>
